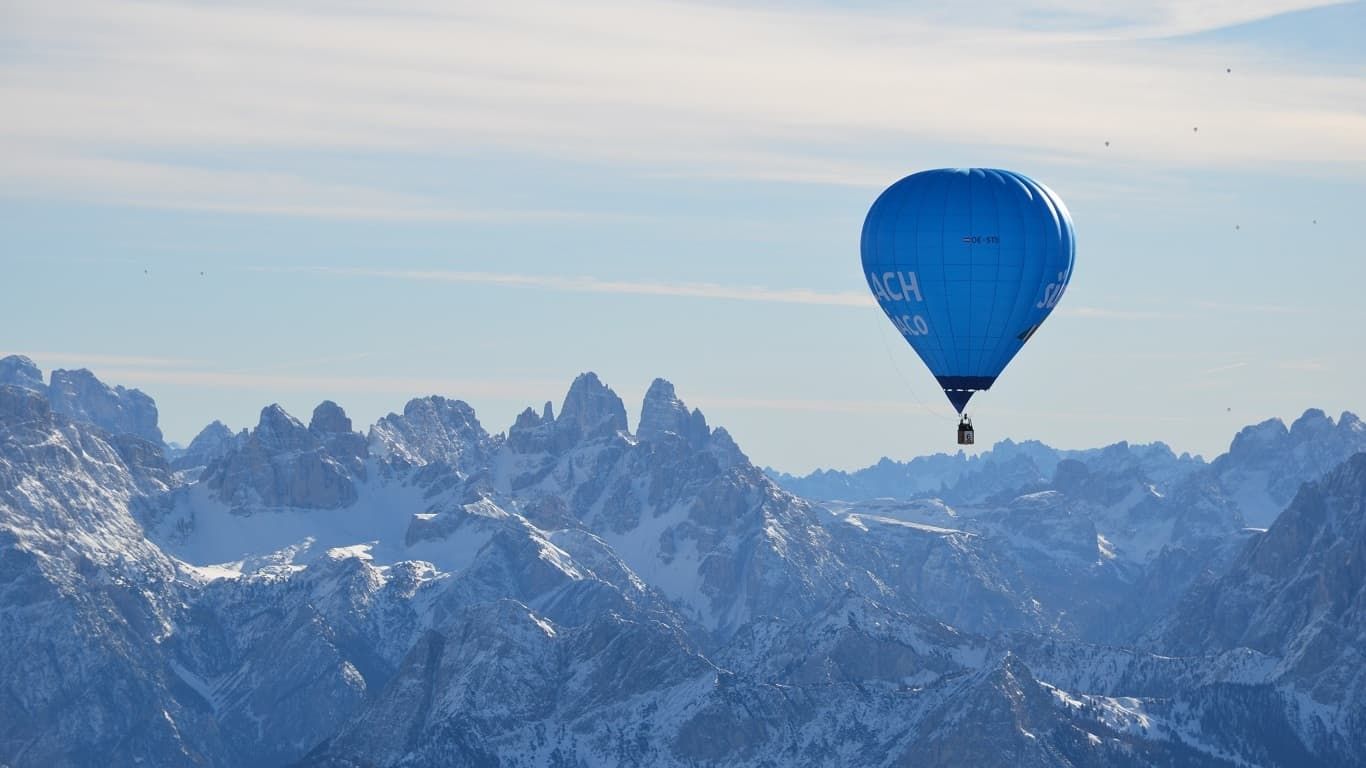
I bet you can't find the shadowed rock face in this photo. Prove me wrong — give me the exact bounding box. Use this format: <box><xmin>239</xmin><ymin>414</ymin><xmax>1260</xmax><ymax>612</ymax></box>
<box><xmin>203</xmin><ymin>404</ymin><xmax>361</xmax><ymax>511</ymax></box>
<box><xmin>0</xmin><ymin>356</ymin><xmax>44</xmax><ymax>394</ymax></box>
<box><xmin>558</xmin><ymin>372</ymin><xmax>627</xmax><ymax>441</ymax></box>
<box><xmin>1162</xmin><ymin>453</ymin><xmax>1366</xmax><ymax>658</ymax></box>
<box><xmin>309</xmin><ymin>400</ymin><xmax>353</xmax><ymax>435</ymax></box>
<box><xmin>0</xmin><ymin>384</ymin><xmax>50</xmax><ymax>426</ymax></box>
<box><xmin>310</xmin><ymin>401</ymin><xmax>368</xmax><ymax>473</ymax></box>
<box><xmin>637</xmin><ymin>379</ymin><xmax>689</xmax><ymax>439</ymax></box>
<box><xmin>42</xmin><ymin>367</ymin><xmax>164</xmax><ymax>445</ymax></box>
<box><xmin>638</xmin><ymin>378</ymin><xmax>710</xmax><ymax>450</ymax></box>
<box><xmin>1149</xmin><ymin>453</ymin><xmax>1366</xmax><ymax>761</ymax></box>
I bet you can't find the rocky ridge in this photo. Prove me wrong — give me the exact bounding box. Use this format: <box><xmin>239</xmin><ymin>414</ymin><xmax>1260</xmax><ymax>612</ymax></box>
<box><xmin>1</xmin><ymin>354</ymin><xmax>1363</xmax><ymax>767</ymax></box>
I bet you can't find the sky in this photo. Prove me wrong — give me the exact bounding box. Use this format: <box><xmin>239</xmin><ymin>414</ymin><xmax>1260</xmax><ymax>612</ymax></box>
<box><xmin>2</xmin><ymin>0</ymin><xmax>1364</xmax><ymax>473</ymax></box>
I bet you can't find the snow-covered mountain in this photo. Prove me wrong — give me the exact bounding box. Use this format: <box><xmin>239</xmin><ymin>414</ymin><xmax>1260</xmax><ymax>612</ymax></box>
<box><xmin>771</xmin><ymin>409</ymin><xmax>1366</xmax><ymax>529</ymax></box>
<box><xmin>0</xmin><ymin>356</ymin><xmax>165</xmax><ymax>446</ymax></box>
<box><xmin>1155</xmin><ymin>452</ymin><xmax>1366</xmax><ymax>759</ymax></box>
<box><xmin>1208</xmin><ymin>409</ymin><xmax>1366</xmax><ymax>527</ymax></box>
<box><xmin>2</xmin><ymin>353</ymin><xmax>1363</xmax><ymax>767</ymax></box>
<box><xmin>767</xmin><ymin>438</ymin><xmax>1206</xmax><ymax>505</ymax></box>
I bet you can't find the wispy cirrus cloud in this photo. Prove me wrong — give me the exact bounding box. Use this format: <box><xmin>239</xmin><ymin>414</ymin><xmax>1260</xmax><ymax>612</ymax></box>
<box><xmin>0</xmin><ymin>145</ymin><xmax>597</xmax><ymax>221</ymax></box>
<box><xmin>1277</xmin><ymin>358</ymin><xmax>1331</xmax><ymax>371</ymax></box>
<box><xmin>17</xmin><ymin>351</ymin><xmax>208</xmax><ymax>369</ymax></box>
<box><xmin>1</xmin><ymin>0</ymin><xmax>1362</xmax><ymax>217</ymax></box>
<box><xmin>255</xmin><ymin>265</ymin><xmax>1191</xmax><ymax>317</ymax></box>
<box><xmin>1202</xmin><ymin>360</ymin><xmax>1251</xmax><ymax>375</ymax></box>
<box><xmin>6</xmin><ymin>352</ymin><xmax>558</xmax><ymax>400</ymax></box>
<box><xmin>943</xmin><ymin>0</ymin><xmax>1356</xmax><ymax>38</ymax></box>
<box><xmin>67</xmin><ymin>362</ymin><xmax>947</xmax><ymax>418</ymax></box>
<box><xmin>1194</xmin><ymin>300</ymin><xmax>1310</xmax><ymax>315</ymax></box>
<box><xmin>251</xmin><ymin>266</ymin><xmax>876</xmax><ymax>307</ymax></box>
<box><xmin>1056</xmin><ymin>305</ymin><xmax>1175</xmax><ymax>319</ymax></box>
<box><xmin>694</xmin><ymin>396</ymin><xmax>943</xmax><ymax>415</ymax></box>
<box><xmin>92</xmin><ymin>367</ymin><xmax>564</xmax><ymax>400</ymax></box>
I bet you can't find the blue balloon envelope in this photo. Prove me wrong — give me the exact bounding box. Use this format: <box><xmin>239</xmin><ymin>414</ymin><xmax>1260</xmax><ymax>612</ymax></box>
<box><xmin>861</xmin><ymin>168</ymin><xmax>1075</xmax><ymax>413</ymax></box>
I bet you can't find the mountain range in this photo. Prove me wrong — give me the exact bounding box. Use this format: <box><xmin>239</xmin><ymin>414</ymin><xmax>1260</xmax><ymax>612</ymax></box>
<box><xmin>2</xmin><ymin>352</ymin><xmax>1363</xmax><ymax>767</ymax></box>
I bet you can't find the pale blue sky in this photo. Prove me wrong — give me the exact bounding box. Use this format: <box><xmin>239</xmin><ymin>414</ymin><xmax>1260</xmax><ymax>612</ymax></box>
<box><xmin>2</xmin><ymin>0</ymin><xmax>1364</xmax><ymax>472</ymax></box>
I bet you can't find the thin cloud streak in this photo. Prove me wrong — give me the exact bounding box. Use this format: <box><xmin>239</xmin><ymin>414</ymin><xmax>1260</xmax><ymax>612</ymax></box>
<box><xmin>1195</xmin><ymin>300</ymin><xmax>1310</xmax><ymax>315</ymax></box>
<box><xmin>226</xmin><ymin>352</ymin><xmax>377</xmax><ymax>375</ymax></box>
<box><xmin>258</xmin><ymin>266</ymin><xmax>1187</xmax><ymax>316</ymax></box>
<box><xmin>695</xmin><ymin>396</ymin><xmax>942</xmax><ymax>415</ymax></box>
<box><xmin>899</xmin><ymin>0</ymin><xmax>1350</xmax><ymax>39</ymax></box>
<box><xmin>0</xmin><ymin>146</ymin><xmax>600</xmax><ymax>222</ymax></box>
<box><xmin>94</xmin><ymin>368</ymin><xmax>563</xmax><ymax>400</ymax></box>
<box><xmin>1202</xmin><ymin>361</ymin><xmax>1250</xmax><ymax>375</ymax></box>
<box><xmin>20</xmin><ymin>351</ymin><xmax>208</xmax><ymax>369</ymax></box>
<box><xmin>253</xmin><ymin>266</ymin><xmax>876</xmax><ymax>308</ymax></box>
<box><xmin>1059</xmin><ymin>306</ymin><xmax>1175</xmax><ymax>319</ymax></box>
<box><xmin>1278</xmin><ymin>359</ymin><xmax>1330</xmax><ymax>372</ymax></box>
<box><xmin>78</xmin><ymin>366</ymin><xmax>943</xmax><ymax>420</ymax></box>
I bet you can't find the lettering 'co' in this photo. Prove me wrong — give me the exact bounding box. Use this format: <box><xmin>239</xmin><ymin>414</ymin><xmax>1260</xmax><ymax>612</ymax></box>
<box><xmin>869</xmin><ymin>271</ymin><xmax>930</xmax><ymax>337</ymax></box>
<box><xmin>894</xmin><ymin>314</ymin><xmax>930</xmax><ymax>337</ymax></box>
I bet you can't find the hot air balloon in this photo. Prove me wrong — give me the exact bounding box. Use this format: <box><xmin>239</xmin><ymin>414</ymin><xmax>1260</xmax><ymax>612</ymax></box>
<box><xmin>861</xmin><ymin>168</ymin><xmax>1075</xmax><ymax>444</ymax></box>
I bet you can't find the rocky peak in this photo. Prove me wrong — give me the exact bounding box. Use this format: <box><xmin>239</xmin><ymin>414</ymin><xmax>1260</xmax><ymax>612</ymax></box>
<box><xmin>1342</xmin><ymin>411</ymin><xmax>1364</xmax><ymax>434</ymax></box>
<box><xmin>254</xmin><ymin>404</ymin><xmax>315</xmax><ymax>451</ymax></box>
<box><xmin>507</xmin><ymin>402</ymin><xmax>557</xmax><ymax>455</ymax></box>
<box><xmin>0</xmin><ymin>355</ymin><xmax>44</xmax><ymax>393</ymax></box>
<box><xmin>171</xmin><ymin>420</ymin><xmax>238</xmax><ymax>471</ymax></box>
<box><xmin>638</xmin><ymin>378</ymin><xmax>710</xmax><ymax>448</ymax></box>
<box><xmin>512</xmin><ymin>407</ymin><xmax>543</xmax><ymax>431</ymax></box>
<box><xmin>557</xmin><ymin>372</ymin><xmax>627</xmax><ymax>441</ymax></box>
<box><xmin>46</xmin><ymin>368</ymin><xmax>163</xmax><ymax>445</ymax></box>
<box><xmin>1289</xmin><ymin>407</ymin><xmax>1334</xmax><ymax>437</ymax></box>
<box><xmin>1226</xmin><ymin>416</ymin><xmax>1290</xmax><ymax>458</ymax></box>
<box><xmin>190</xmin><ymin>420</ymin><xmax>233</xmax><ymax>449</ymax></box>
<box><xmin>705</xmin><ymin>426</ymin><xmax>747</xmax><ymax>468</ymax></box>
<box><xmin>688</xmin><ymin>408</ymin><xmax>708</xmax><ymax>441</ymax></box>
<box><xmin>638</xmin><ymin>379</ymin><xmax>688</xmax><ymax>437</ymax></box>
<box><xmin>204</xmin><ymin>403</ymin><xmax>359</xmax><ymax>510</ymax></box>
<box><xmin>369</xmin><ymin>396</ymin><xmax>487</xmax><ymax>470</ymax></box>
<box><xmin>1210</xmin><ymin>408</ymin><xmax>1366</xmax><ymax>527</ymax></box>
<box><xmin>309</xmin><ymin>400</ymin><xmax>353</xmax><ymax>435</ymax></box>
<box><xmin>309</xmin><ymin>401</ymin><xmax>367</xmax><ymax>470</ymax></box>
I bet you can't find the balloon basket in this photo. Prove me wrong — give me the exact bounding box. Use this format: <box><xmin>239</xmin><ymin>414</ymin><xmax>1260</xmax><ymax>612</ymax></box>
<box><xmin>957</xmin><ymin>416</ymin><xmax>975</xmax><ymax>446</ymax></box>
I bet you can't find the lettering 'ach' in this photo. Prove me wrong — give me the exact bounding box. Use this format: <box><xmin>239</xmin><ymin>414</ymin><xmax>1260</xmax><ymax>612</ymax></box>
<box><xmin>860</xmin><ymin>168</ymin><xmax>1075</xmax><ymax>413</ymax></box>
